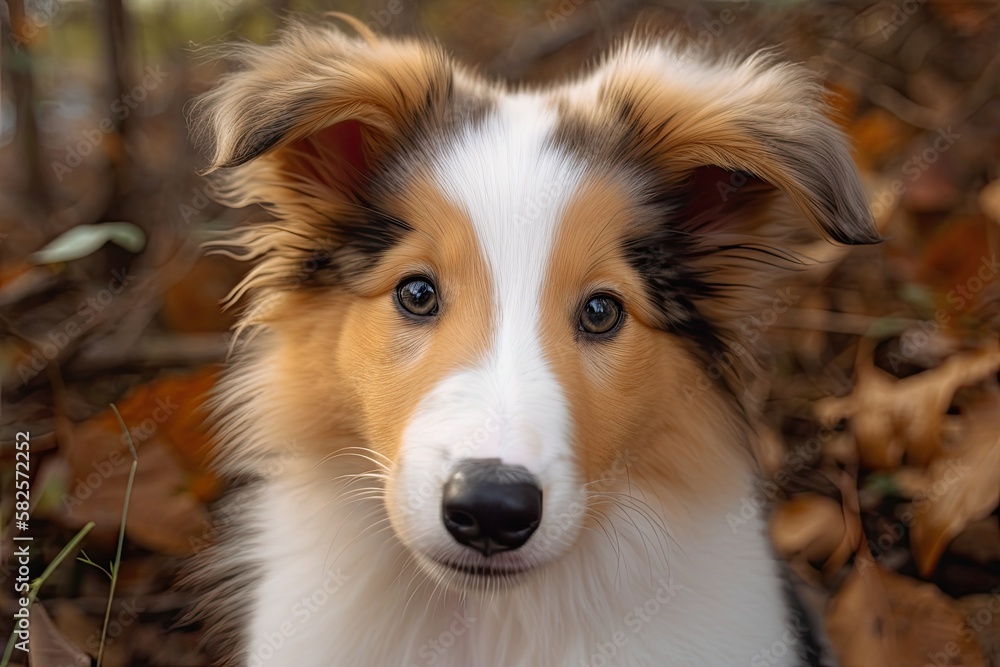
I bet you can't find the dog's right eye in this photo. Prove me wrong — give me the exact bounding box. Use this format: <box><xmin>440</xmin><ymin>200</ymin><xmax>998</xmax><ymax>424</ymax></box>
<box><xmin>396</xmin><ymin>277</ymin><xmax>439</xmax><ymax>318</ymax></box>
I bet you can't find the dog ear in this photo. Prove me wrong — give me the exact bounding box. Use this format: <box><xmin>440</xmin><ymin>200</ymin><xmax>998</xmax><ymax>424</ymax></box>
<box><xmin>581</xmin><ymin>45</ymin><xmax>881</xmax><ymax>405</ymax></box>
<box><xmin>596</xmin><ymin>47</ymin><xmax>880</xmax><ymax>247</ymax></box>
<box><xmin>193</xmin><ymin>19</ymin><xmax>453</xmax><ymax>207</ymax></box>
<box><xmin>190</xmin><ymin>21</ymin><xmax>458</xmax><ymax>310</ymax></box>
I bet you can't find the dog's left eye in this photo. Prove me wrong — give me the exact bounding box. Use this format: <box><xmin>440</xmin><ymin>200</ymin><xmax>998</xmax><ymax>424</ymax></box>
<box><xmin>396</xmin><ymin>277</ymin><xmax>439</xmax><ymax>317</ymax></box>
<box><xmin>579</xmin><ymin>295</ymin><xmax>623</xmax><ymax>335</ymax></box>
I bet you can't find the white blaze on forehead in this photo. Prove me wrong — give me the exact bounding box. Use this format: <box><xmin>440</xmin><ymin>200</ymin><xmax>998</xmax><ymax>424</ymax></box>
<box><xmin>417</xmin><ymin>94</ymin><xmax>585</xmax><ymax>476</ymax></box>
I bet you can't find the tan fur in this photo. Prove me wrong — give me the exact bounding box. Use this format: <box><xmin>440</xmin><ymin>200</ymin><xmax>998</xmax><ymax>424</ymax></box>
<box><xmin>574</xmin><ymin>48</ymin><xmax>876</xmax><ymax>245</ymax></box>
<box><xmin>264</xmin><ymin>174</ymin><xmax>493</xmax><ymax>464</ymax></box>
<box><xmin>194</xmin><ymin>21</ymin><xmax>491</xmax><ymax>337</ymax></box>
<box><xmin>541</xmin><ymin>173</ymin><xmax>748</xmax><ymax>501</ymax></box>
<box><xmin>542</xmin><ymin>45</ymin><xmax>879</xmax><ymax>413</ymax></box>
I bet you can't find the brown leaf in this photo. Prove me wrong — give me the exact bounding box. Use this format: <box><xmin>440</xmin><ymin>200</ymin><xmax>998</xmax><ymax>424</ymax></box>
<box><xmin>826</xmin><ymin>561</ymin><xmax>897</xmax><ymax>666</ymax></box>
<box><xmin>751</xmin><ymin>425</ymin><xmax>786</xmax><ymax>479</ymax></box>
<box><xmin>60</xmin><ymin>432</ymin><xmax>210</xmax><ymax>555</ymax></box>
<box><xmin>76</xmin><ymin>367</ymin><xmax>221</xmax><ymax>499</ymax></box>
<box><xmin>769</xmin><ymin>493</ymin><xmax>859</xmax><ymax>574</ymax></box>
<box><xmin>815</xmin><ymin>347</ymin><xmax>1000</xmax><ymax>469</ymax></box>
<box><xmin>124</xmin><ymin>367</ymin><xmax>220</xmax><ymax>500</ymax></box>
<box><xmin>907</xmin><ymin>394</ymin><xmax>1000</xmax><ymax>576</ymax></box>
<box><xmin>27</xmin><ymin>603</ymin><xmax>90</xmax><ymax>667</ymax></box>
<box><xmin>56</xmin><ymin>368</ymin><xmax>220</xmax><ymax>554</ymax></box>
<box><xmin>955</xmin><ymin>593</ymin><xmax>1000</xmax><ymax>666</ymax></box>
<box><xmin>827</xmin><ymin>564</ymin><xmax>987</xmax><ymax>667</ymax></box>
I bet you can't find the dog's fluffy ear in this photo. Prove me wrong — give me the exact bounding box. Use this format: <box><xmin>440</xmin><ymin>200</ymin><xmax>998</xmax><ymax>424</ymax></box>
<box><xmin>190</xmin><ymin>21</ymin><xmax>458</xmax><ymax>310</ymax></box>
<box><xmin>579</xmin><ymin>45</ymin><xmax>880</xmax><ymax>406</ymax></box>
<box><xmin>193</xmin><ymin>20</ymin><xmax>452</xmax><ymax>205</ymax></box>
<box><xmin>595</xmin><ymin>46</ymin><xmax>880</xmax><ymax>247</ymax></box>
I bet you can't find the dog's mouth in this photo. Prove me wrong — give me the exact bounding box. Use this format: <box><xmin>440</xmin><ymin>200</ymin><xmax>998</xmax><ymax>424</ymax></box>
<box><xmin>437</xmin><ymin>559</ymin><xmax>529</xmax><ymax>577</ymax></box>
<box><xmin>416</xmin><ymin>552</ymin><xmax>537</xmax><ymax>585</ymax></box>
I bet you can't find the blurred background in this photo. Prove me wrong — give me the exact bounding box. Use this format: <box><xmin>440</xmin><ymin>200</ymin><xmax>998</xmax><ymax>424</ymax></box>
<box><xmin>1</xmin><ymin>0</ymin><xmax>999</xmax><ymax>665</ymax></box>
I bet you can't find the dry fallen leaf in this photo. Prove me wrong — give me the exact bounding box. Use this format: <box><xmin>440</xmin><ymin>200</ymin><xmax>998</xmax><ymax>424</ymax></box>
<box><xmin>955</xmin><ymin>593</ymin><xmax>1000</xmax><ymax>667</ymax></box>
<box><xmin>751</xmin><ymin>425</ymin><xmax>787</xmax><ymax>478</ymax></box>
<box><xmin>102</xmin><ymin>367</ymin><xmax>221</xmax><ymax>500</ymax></box>
<box><xmin>56</xmin><ymin>368</ymin><xmax>220</xmax><ymax>554</ymax></box>
<box><xmin>815</xmin><ymin>347</ymin><xmax>1000</xmax><ymax>469</ymax></box>
<box><xmin>902</xmin><ymin>394</ymin><xmax>1000</xmax><ymax>575</ymax></box>
<box><xmin>27</xmin><ymin>603</ymin><xmax>90</xmax><ymax>667</ymax></box>
<box><xmin>826</xmin><ymin>559</ymin><xmax>897</xmax><ymax>666</ymax></box>
<box><xmin>827</xmin><ymin>564</ymin><xmax>987</xmax><ymax>667</ymax></box>
<box><xmin>60</xmin><ymin>427</ymin><xmax>211</xmax><ymax>554</ymax></box>
<box><xmin>770</xmin><ymin>493</ymin><xmax>860</xmax><ymax>575</ymax></box>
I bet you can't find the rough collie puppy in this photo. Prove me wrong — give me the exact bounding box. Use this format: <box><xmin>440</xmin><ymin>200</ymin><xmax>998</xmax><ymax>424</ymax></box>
<box><xmin>191</xmin><ymin>17</ymin><xmax>878</xmax><ymax>667</ymax></box>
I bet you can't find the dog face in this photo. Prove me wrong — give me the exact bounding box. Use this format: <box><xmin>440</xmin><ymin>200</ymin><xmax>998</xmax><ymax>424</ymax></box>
<box><xmin>198</xmin><ymin>21</ymin><xmax>876</xmax><ymax>588</ymax></box>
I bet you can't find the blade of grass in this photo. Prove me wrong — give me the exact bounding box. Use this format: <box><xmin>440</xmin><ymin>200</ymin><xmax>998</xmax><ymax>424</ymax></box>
<box><xmin>77</xmin><ymin>550</ymin><xmax>113</xmax><ymax>580</ymax></box>
<box><xmin>95</xmin><ymin>403</ymin><xmax>139</xmax><ymax>667</ymax></box>
<box><xmin>0</xmin><ymin>522</ymin><xmax>95</xmax><ymax>667</ymax></box>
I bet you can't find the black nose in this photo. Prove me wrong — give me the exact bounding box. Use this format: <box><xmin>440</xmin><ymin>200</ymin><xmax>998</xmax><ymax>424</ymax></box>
<box><xmin>442</xmin><ymin>459</ymin><xmax>542</xmax><ymax>557</ymax></box>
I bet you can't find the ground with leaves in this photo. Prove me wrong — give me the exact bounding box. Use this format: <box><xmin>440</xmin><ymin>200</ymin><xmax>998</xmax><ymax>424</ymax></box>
<box><xmin>1</xmin><ymin>1</ymin><xmax>999</xmax><ymax>666</ymax></box>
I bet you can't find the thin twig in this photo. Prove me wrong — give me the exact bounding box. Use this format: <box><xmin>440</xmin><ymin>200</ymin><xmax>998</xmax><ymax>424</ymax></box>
<box><xmin>96</xmin><ymin>404</ymin><xmax>139</xmax><ymax>667</ymax></box>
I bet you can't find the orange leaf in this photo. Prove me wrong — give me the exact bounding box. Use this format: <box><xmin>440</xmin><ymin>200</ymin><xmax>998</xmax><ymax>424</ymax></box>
<box><xmin>769</xmin><ymin>493</ymin><xmax>859</xmax><ymax>574</ymax></box>
<box><xmin>816</xmin><ymin>347</ymin><xmax>1000</xmax><ymax>468</ymax></box>
<box><xmin>57</xmin><ymin>368</ymin><xmax>221</xmax><ymax>554</ymax></box>
<box><xmin>827</xmin><ymin>564</ymin><xmax>987</xmax><ymax>667</ymax></box>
